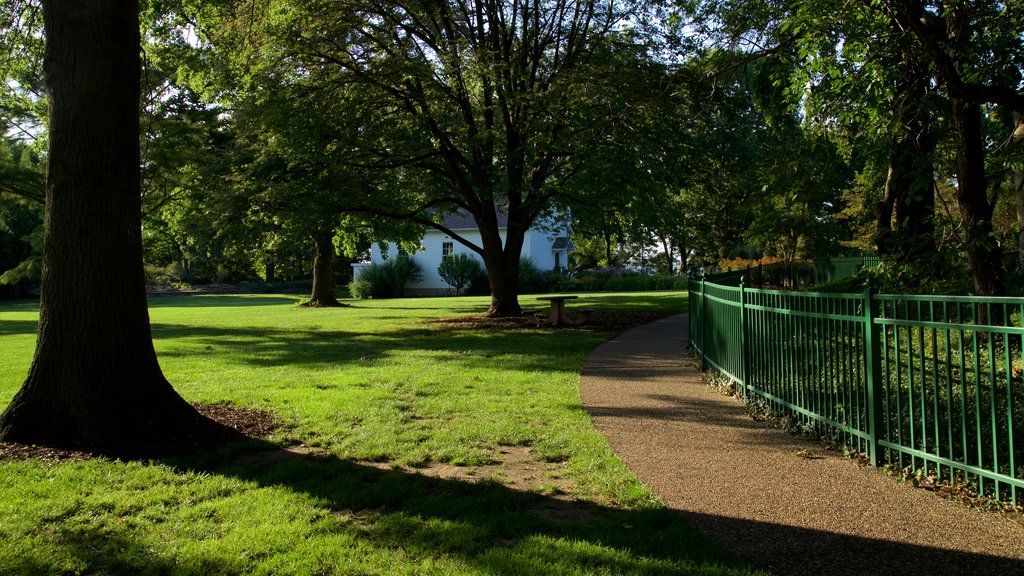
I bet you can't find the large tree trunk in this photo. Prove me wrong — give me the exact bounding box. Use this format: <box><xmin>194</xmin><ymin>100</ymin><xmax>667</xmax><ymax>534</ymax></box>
<box><xmin>304</xmin><ymin>232</ymin><xmax>343</xmax><ymax>307</ymax></box>
<box><xmin>1014</xmin><ymin>112</ymin><xmax>1024</xmax><ymax>275</ymax></box>
<box><xmin>952</xmin><ymin>97</ymin><xmax>1004</xmax><ymax>296</ymax></box>
<box><xmin>659</xmin><ymin>235</ymin><xmax>673</xmax><ymax>276</ymax></box>
<box><xmin>482</xmin><ymin>227</ymin><xmax>524</xmax><ymax>317</ymax></box>
<box><xmin>876</xmin><ymin>51</ymin><xmax>935</xmax><ymax>262</ymax></box>
<box><xmin>0</xmin><ymin>0</ymin><xmax>219</xmax><ymax>455</ymax></box>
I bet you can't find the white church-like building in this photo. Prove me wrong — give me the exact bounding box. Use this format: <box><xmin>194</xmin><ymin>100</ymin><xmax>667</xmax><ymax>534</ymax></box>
<box><xmin>352</xmin><ymin>211</ymin><xmax>573</xmax><ymax>296</ymax></box>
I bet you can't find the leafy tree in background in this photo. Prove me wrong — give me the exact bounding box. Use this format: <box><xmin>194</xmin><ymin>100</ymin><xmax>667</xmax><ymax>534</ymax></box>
<box><xmin>217</xmin><ymin>0</ymin><xmax>677</xmax><ymax>316</ymax></box>
<box><xmin>704</xmin><ymin>0</ymin><xmax>1024</xmax><ymax>294</ymax></box>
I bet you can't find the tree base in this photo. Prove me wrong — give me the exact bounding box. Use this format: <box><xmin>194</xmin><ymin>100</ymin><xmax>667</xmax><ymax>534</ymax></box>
<box><xmin>298</xmin><ymin>298</ymin><xmax>350</xmax><ymax>308</ymax></box>
<box><xmin>0</xmin><ymin>391</ymin><xmax>245</xmax><ymax>459</ymax></box>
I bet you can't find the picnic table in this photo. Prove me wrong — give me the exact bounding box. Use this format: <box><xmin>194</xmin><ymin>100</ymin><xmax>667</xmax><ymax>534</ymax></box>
<box><xmin>536</xmin><ymin>295</ymin><xmax>591</xmax><ymax>327</ymax></box>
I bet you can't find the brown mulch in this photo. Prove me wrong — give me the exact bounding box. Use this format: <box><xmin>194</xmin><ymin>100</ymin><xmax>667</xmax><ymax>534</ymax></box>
<box><xmin>193</xmin><ymin>402</ymin><xmax>280</xmax><ymax>439</ymax></box>
<box><xmin>0</xmin><ymin>402</ymin><xmax>279</xmax><ymax>463</ymax></box>
<box><xmin>429</xmin><ymin>310</ymin><xmax>673</xmax><ymax>332</ymax></box>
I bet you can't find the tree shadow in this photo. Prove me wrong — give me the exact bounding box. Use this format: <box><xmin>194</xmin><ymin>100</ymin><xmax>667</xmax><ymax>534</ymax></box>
<box><xmin>147</xmin><ymin>295</ymin><xmax>302</xmax><ymax>308</ymax></box>
<box><xmin>157</xmin><ymin>442</ymin><xmax>1023</xmax><ymax>576</ymax></box>
<box><xmin>0</xmin><ymin>319</ymin><xmax>38</xmax><ymax>335</ymax></box>
<box><xmin>166</xmin><ymin>442</ymin><xmax>757</xmax><ymax>575</ymax></box>
<box><xmin>150</xmin><ymin>322</ymin><xmax>598</xmax><ymax>374</ymax></box>
<box><xmin>5</xmin><ymin>522</ymin><xmax>229</xmax><ymax>575</ymax></box>
<box><xmin>679</xmin><ymin>510</ymin><xmax>1024</xmax><ymax>576</ymax></box>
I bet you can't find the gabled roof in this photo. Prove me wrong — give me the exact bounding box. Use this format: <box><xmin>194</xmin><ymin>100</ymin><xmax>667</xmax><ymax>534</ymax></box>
<box><xmin>438</xmin><ymin>209</ymin><xmax>508</xmax><ymax>230</ymax></box>
<box><xmin>551</xmin><ymin>237</ymin><xmax>574</xmax><ymax>251</ymax></box>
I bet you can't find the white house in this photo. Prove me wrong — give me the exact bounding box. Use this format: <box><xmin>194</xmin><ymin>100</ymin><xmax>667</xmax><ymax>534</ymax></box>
<box><xmin>352</xmin><ymin>211</ymin><xmax>574</xmax><ymax>295</ymax></box>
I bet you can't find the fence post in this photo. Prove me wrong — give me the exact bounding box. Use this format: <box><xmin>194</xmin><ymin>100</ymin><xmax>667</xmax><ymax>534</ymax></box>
<box><xmin>700</xmin><ymin>275</ymin><xmax>707</xmax><ymax>371</ymax></box>
<box><xmin>863</xmin><ymin>287</ymin><xmax>884</xmax><ymax>466</ymax></box>
<box><xmin>739</xmin><ymin>276</ymin><xmax>749</xmax><ymax>399</ymax></box>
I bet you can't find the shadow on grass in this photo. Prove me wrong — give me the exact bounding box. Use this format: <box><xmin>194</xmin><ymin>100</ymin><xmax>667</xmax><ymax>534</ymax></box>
<box><xmin>147</xmin><ymin>295</ymin><xmax>302</xmax><ymax>308</ymax></box>
<box><xmin>152</xmin><ymin>442</ymin><xmax>1022</xmax><ymax>576</ymax></box>
<box><xmin>7</xmin><ymin>525</ymin><xmax>205</xmax><ymax>576</ymax></box>
<box><xmin>178</xmin><ymin>442</ymin><xmax>756</xmax><ymax>576</ymax></box>
<box><xmin>151</xmin><ymin>322</ymin><xmax>599</xmax><ymax>373</ymax></box>
<box><xmin>0</xmin><ymin>319</ymin><xmax>37</xmax><ymax>335</ymax></box>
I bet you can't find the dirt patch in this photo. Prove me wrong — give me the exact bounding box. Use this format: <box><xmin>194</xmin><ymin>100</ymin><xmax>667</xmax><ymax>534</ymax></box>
<box><xmin>429</xmin><ymin>310</ymin><xmax>673</xmax><ymax>332</ymax></box>
<box><xmin>193</xmin><ymin>402</ymin><xmax>281</xmax><ymax>438</ymax></box>
<box><xmin>0</xmin><ymin>402</ymin><xmax>280</xmax><ymax>462</ymax></box>
<box><xmin>361</xmin><ymin>446</ymin><xmax>576</xmax><ymax>499</ymax></box>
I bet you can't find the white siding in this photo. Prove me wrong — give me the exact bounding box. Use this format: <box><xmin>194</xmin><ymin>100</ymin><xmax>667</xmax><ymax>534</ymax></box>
<box><xmin>528</xmin><ymin>216</ymin><xmax>573</xmax><ymax>271</ymax></box>
<box><xmin>355</xmin><ymin>217</ymin><xmax>571</xmax><ymax>290</ymax></box>
<box><xmin>373</xmin><ymin>229</ymin><xmax>491</xmax><ymax>290</ymax></box>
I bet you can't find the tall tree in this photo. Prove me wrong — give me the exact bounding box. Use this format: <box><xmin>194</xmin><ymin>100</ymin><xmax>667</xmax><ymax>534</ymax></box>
<box><xmin>0</xmin><ymin>0</ymin><xmax>214</xmax><ymax>454</ymax></box>
<box><xmin>879</xmin><ymin>0</ymin><xmax>1023</xmax><ymax>295</ymax></box>
<box><xmin>226</xmin><ymin>0</ymin><xmax>669</xmax><ymax>316</ymax></box>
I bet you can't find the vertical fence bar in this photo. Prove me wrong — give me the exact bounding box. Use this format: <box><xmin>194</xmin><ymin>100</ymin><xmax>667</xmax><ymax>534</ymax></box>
<box><xmin>864</xmin><ymin>288</ymin><xmax>884</xmax><ymax>466</ymax></box>
<box><xmin>700</xmin><ymin>275</ymin><xmax>707</xmax><ymax>370</ymax></box>
<box><xmin>739</xmin><ymin>277</ymin><xmax>749</xmax><ymax>399</ymax></box>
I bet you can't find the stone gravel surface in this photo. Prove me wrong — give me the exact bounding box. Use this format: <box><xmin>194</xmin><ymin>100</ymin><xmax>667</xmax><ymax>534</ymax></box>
<box><xmin>580</xmin><ymin>313</ymin><xmax>1024</xmax><ymax>576</ymax></box>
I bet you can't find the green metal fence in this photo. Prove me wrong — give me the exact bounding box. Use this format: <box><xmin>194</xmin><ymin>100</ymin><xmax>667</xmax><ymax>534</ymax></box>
<box><xmin>689</xmin><ymin>277</ymin><xmax>1023</xmax><ymax>505</ymax></box>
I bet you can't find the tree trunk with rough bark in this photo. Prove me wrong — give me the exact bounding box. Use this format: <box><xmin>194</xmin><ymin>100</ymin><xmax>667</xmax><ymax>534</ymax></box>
<box><xmin>1014</xmin><ymin>112</ymin><xmax>1024</xmax><ymax>275</ymax></box>
<box><xmin>660</xmin><ymin>236</ymin><xmax>674</xmax><ymax>276</ymax></box>
<box><xmin>0</xmin><ymin>0</ymin><xmax>220</xmax><ymax>455</ymax></box>
<box><xmin>952</xmin><ymin>97</ymin><xmax>1005</xmax><ymax>296</ymax></box>
<box><xmin>482</xmin><ymin>226</ymin><xmax>524</xmax><ymax>317</ymax></box>
<box><xmin>305</xmin><ymin>232</ymin><xmax>343</xmax><ymax>307</ymax></box>
<box><xmin>876</xmin><ymin>51</ymin><xmax>935</xmax><ymax>262</ymax></box>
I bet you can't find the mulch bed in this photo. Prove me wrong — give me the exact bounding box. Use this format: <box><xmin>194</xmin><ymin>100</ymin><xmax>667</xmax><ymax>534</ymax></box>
<box><xmin>429</xmin><ymin>310</ymin><xmax>674</xmax><ymax>332</ymax></box>
<box><xmin>0</xmin><ymin>402</ymin><xmax>280</xmax><ymax>463</ymax></box>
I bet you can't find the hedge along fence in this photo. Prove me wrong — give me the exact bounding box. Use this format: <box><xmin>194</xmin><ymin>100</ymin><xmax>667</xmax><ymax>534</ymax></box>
<box><xmin>708</xmin><ymin>256</ymin><xmax>881</xmax><ymax>289</ymax></box>
<box><xmin>689</xmin><ymin>277</ymin><xmax>1024</xmax><ymax>505</ymax></box>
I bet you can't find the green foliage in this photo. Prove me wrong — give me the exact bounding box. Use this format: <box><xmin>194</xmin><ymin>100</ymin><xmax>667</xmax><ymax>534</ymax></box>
<box><xmin>466</xmin><ymin>269</ymin><xmax>491</xmax><ymax>296</ymax></box>
<box><xmin>516</xmin><ymin>258</ymin><xmax>572</xmax><ymax>294</ymax></box>
<box><xmin>436</xmin><ymin>254</ymin><xmax>482</xmax><ymax>295</ymax></box>
<box><xmin>347</xmin><ymin>278</ymin><xmax>373</xmax><ymax>299</ymax></box>
<box><xmin>815</xmin><ymin>259</ymin><xmax>973</xmax><ymax>295</ymax></box>
<box><xmin>516</xmin><ymin>258</ymin><xmax>546</xmax><ymax>294</ymax></box>
<box><xmin>356</xmin><ymin>258</ymin><xmax>423</xmax><ymax>298</ymax></box>
<box><xmin>563</xmin><ymin>270</ymin><xmax>688</xmax><ymax>293</ymax></box>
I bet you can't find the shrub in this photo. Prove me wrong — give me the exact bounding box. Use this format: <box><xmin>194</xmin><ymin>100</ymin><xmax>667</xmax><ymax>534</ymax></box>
<box><xmin>516</xmin><ymin>258</ymin><xmax>567</xmax><ymax>293</ymax></box>
<box><xmin>517</xmin><ymin>257</ymin><xmax>545</xmax><ymax>293</ymax></box>
<box><xmin>356</xmin><ymin>258</ymin><xmax>423</xmax><ymax>298</ymax></box>
<box><xmin>654</xmin><ymin>275</ymin><xmax>675</xmax><ymax>290</ymax></box>
<box><xmin>605</xmin><ymin>274</ymin><xmax>655</xmax><ymax>292</ymax></box>
<box><xmin>467</xmin><ymin>269</ymin><xmax>491</xmax><ymax>296</ymax></box>
<box><xmin>437</xmin><ymin>254</ymin><xmax>482</xmax><ymax>295</ymax></box>
<box><xmin>348</xmin><ymin>279</ymin><xmax>374</xmax><ymax>299</ymax></box>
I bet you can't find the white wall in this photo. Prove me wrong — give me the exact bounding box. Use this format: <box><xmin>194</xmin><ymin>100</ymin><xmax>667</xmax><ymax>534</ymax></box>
<box><xmin>356</xmin><ymin>218</ymin><xmax>571</xmax><ymax>290</ymax></box>
<box><xmin>527</xmin><ymin>216</ymin><xmax>572</xmax><ymax>271</ymax></box>
<box><xmin>370</xmin><ymin>228</ymin><xmax>493</xmax><ymax>290</ymax></box>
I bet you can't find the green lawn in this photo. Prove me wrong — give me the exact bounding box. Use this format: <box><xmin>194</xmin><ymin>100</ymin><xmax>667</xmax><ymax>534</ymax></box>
<box><xmin>0</xmin><ymin>291</ymin><xmax>763</xmax><ymax>575</ymax></box>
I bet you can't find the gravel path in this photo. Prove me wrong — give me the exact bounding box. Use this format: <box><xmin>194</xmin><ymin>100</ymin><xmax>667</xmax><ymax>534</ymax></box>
<box><xmin>579</xmin><ymin>313</ymin><xmax>1024</xmax><ymax>576</ymax></box>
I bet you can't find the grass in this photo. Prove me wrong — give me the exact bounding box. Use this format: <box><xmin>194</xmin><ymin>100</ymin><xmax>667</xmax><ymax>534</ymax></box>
<box><xmin>0</xmin><ymin>291</ymin><xmax>765</xmax><ymax>575</ymax></box>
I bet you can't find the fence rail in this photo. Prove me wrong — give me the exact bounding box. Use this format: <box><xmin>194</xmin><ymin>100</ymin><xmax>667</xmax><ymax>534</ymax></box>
<box><xmin>689</xmin><ymin>275</ymin><xmax>1023</xmax><ymax>505</ymax></box>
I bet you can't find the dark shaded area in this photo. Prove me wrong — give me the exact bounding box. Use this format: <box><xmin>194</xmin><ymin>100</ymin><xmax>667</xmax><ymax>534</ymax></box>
<box><xmin>146</xmin><ymin>295</ymin><xmax>301</xmax><ymax>308</ymax></box>
<box><xmin>0</xmin><ymin>319</ymin><xmax>37</xmax><ymax>335</ymax></box>
<box><xmin>147</xmin><ymin>322</ymin><xmax>605</xmax><ymax>374</ymax></box>
<box><xmin>682</xmin><ymin>510</ymin><xmax>1024</xmax><ymax>576</ymax></box>
<box><xmin>190</xmin><ymin>443</ymin><xmax>1024</xmax><ymax>576</ymax></box>
<box><xmin>4</xmin><ymin>397</ymin><xmax>1022</xmax><ymax>575</ymax></box>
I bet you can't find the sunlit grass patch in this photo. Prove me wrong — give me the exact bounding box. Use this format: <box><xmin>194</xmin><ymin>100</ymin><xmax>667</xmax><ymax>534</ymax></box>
<box><xmin>0</xmin><ymin>291</ymin><xmax>766</xmax><ymax>575</ymax></box>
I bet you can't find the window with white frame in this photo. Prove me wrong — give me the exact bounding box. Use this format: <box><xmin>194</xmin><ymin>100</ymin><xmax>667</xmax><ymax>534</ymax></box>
<box><xmin>442</xmin><ymin>241</ymin><xmax>454</xmax><ymax>258</ymax></box>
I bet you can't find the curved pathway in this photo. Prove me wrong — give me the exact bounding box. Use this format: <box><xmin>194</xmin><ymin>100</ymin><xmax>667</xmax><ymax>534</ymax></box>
<box><xmin>579</xmin><ymin>313</ymin><xmax>1024</xmax><ymax>576</ymax></box>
